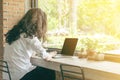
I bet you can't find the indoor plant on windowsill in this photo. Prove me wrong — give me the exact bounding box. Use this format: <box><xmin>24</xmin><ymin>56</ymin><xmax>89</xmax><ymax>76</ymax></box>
<box><xmin>79</xmin><ymin>37</ymin><xmax>101</xmax><ymax>60</ymax></box>
<box><xmin>84</xmin><ymin>38</ymin><xmax>105</xmax><ymax>61</ymax></box>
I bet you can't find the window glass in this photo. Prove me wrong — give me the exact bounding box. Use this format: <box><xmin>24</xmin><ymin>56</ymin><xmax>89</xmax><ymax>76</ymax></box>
<box><xmin>38</xmin><ymin>0</ymin><xmax>120</xmax><ymax>54</ymax></box>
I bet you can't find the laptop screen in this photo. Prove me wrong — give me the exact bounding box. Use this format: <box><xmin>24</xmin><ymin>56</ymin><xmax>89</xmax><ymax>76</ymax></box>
<box><xmin>61</xmin><ymin>38</ymin><xmax>78</xmax><ymax>56</ymax></box>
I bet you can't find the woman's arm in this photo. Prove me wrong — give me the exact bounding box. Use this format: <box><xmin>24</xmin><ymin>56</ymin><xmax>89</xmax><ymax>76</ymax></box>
<box><xmin>24</xmin><ymin>36</ymin><xmax>56</xmax><ymax>61</ymax></box>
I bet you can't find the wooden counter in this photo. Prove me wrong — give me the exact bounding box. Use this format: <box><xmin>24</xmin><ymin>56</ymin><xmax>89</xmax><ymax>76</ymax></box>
<box><xmin>31</xmin><ymin>56</ymin><xmax>120</xmax><ymax>80</ymax></box>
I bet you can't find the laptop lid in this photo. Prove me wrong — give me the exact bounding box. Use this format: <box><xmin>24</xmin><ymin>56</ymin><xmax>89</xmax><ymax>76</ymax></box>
<box><xmin>61</xmin><ymin>38</ymin><xmax>78</xmax><ymax>56</ymax></box>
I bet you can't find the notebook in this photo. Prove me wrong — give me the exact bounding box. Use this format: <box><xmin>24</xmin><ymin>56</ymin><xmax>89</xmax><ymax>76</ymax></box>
<box><xmin>53</xmin><ymin>38</ymin><xmax>78</xmax><ymax>58</ymax></box>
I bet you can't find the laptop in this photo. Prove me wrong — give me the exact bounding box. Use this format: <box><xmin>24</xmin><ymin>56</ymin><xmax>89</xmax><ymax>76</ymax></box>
<box><xmin>53</xmin><ymin>38</ymin><xmax>78</xmax><ymax>58</ymax></box>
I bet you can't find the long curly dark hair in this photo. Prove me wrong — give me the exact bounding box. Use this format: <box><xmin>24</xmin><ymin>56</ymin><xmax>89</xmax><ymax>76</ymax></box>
<box><xmin>5</xmin><ymin>8</ymin><xmax>47</xmax><ymax>45</ymax></box>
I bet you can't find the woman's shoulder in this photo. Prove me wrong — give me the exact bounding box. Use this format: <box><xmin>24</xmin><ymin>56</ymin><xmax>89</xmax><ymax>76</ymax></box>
<box><xmin>20</xmin><ymin>33</ymin><xmax>37</xmax><ymax>39</ymax></box>
<box><xmin>20</xmin><ymin>33</ymin><xmax>41</xmax><ymax>43</ymax></box>
<box><xmin>20</xmin><ymin>33</ymin><xmax>26</xmax><ymax>38</ymax></box>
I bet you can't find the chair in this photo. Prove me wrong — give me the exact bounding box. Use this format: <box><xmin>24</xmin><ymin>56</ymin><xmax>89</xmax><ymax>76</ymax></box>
<box><xmin>0</xmin><ymin>60</ymin><xmax>12</xmax><ymax>80</ymax></box>
<box><xmin>60</xmin><ymin>64</ymin><xmax>85</xmax><ymax>80</ymax></box>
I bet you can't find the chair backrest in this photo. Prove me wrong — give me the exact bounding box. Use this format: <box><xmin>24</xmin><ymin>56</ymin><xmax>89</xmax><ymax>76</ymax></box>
<box><xmin>0</xmin><ymin>60</ymin><xmax>12</xmax><ymax>80</ymax></box>
<box><xmin>60</xmin><ymin>64</ymin><xmax>85</xmax><ymax>80</ymax></box>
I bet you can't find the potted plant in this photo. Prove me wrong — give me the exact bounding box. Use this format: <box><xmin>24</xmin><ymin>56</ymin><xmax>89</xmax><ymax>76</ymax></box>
<box><xmin>79</xmin><ymin>37</ymin><xmax>99</xmax><ymax>59</ymax></box>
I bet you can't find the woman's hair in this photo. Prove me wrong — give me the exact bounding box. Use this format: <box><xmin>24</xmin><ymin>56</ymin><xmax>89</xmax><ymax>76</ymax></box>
<box><xmin>5</xmin><ymin>8</ymin><xmax>47</xmax><ymax>45</ymax></box>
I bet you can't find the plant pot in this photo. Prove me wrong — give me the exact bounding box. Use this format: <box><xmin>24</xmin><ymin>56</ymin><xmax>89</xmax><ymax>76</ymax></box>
<box><xmin>87</xmin><ymin>49</ymin><xmax>96</xmax><ymax>56</ymax></box>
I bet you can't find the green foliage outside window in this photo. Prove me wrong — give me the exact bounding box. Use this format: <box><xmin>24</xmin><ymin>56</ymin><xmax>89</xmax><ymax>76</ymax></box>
<box><xmin>38</xmin><ymin>0</ymin><xmax>120</xmax><ymax>53</ymax></box>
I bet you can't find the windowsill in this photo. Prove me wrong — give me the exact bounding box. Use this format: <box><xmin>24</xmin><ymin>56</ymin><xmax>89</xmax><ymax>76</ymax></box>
<box><xmin>45</xmin><ymin>47</ymin><xmax>120</xmax><ymax>63</ymax></box>
<box><xmin>104</xmin><ymin>50</ymin><xmax>120</xmax><ymax>63</ymax></box>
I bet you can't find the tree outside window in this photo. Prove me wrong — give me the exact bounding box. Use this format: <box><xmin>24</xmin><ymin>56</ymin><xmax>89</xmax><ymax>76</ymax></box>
<box><xmin>38</xmin><ymin>0</ymin><xmax>120</xmax><ymax>54</ymax></box>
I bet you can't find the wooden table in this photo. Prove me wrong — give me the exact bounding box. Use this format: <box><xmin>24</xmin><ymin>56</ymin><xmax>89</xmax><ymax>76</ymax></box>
<box><xmin>31</xmin><ymin>56</ymin><xmax>120</xmax><ymax>80</ymax></box>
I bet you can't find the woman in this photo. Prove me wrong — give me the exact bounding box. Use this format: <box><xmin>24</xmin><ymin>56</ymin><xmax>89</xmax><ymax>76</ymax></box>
<box><xmin>3</xmin><ymin>8</ymin><xmax>56</xmax><ymax>80</ymax></box>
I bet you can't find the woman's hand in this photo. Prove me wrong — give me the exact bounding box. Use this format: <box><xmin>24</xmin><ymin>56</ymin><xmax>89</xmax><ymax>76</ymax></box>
<box><xmin>49</xmin><ymin>51</ymin><xmax>57</xmax><ymax>57</ymax></box>
<box><xmin>45</xmin><ymin>51</ymin><xmax>57</xmax><ymax>61</ymax></box>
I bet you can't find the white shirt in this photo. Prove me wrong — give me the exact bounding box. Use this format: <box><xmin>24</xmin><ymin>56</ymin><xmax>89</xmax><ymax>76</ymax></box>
<box><xmin>3</xmin><ymin>34</ymin><xmax>50</xmax><ymax>80</ymax></box>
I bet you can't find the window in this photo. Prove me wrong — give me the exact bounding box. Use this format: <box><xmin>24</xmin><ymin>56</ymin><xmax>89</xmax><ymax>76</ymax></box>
<box><xmin>38</xmin><ymin>0</ymin><xmax>120</xmax><ymax>54</ymax></box>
